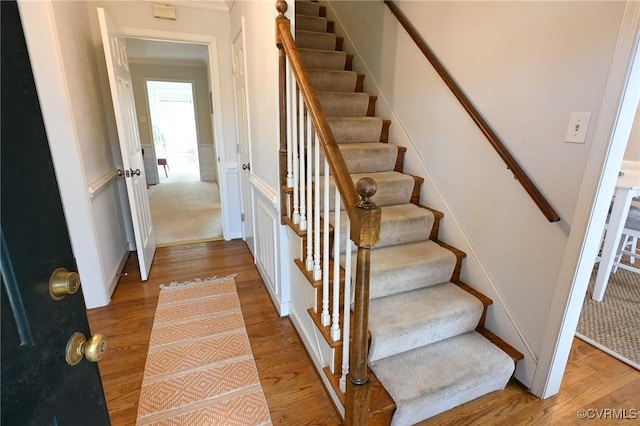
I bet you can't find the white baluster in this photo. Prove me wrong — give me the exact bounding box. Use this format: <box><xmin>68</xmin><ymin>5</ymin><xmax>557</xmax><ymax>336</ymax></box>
<box><xmin>305</xmin><ymin>115</ymin><xmax>314</xmax><ymax>270</ymax></box>
<box><xmin>285</xmin><ymin>61</ymin><xmax>293</xmax><ymax>188</ymax></box>
<box><xmin>340</xmin><ymin>221</ymin><xmax>352</xmax><ymax>393</ymax></box>
<box><xmin>298</xmin><ymin>92</ymin><xmax>307</xmax><ymax>231</ymax></box>
<box><xmin>331</xmin><ymin>188</ymin><xmax>341</xmax><ymax>342</ymax></box>
<box><xmin>313</xmin><ymin>133</ymin><xmax>322</xmax><ymax>281</ymax></box>
<box><xmin>321</xmin><ymin>159</ymin><xmax>330</xmax><ymax>326</ymax></box>
<box><xmin>291</xmin><ymin>83</ymin><xmax>299</xmax><ymax>224</ymax></box>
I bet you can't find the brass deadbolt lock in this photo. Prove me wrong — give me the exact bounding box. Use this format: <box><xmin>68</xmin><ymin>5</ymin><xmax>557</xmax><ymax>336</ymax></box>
<box><xmin>65</xmin><ymin>332</ymin><xmax>107</xmax><ymax>366</ymax></box>
<box><xmin>49</xmin><ymin>268</ymin><xmax>80</xmax><ymax>300</ymax></box>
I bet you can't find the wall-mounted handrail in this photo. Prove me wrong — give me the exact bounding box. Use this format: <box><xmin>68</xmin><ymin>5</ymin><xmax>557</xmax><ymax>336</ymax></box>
<box><xmin>384</xmin><ymin>0</ymin><xmax>560</xmax><ymax>223</ymax></box>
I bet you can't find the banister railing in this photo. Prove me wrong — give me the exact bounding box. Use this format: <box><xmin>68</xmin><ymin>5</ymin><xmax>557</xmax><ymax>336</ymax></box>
<box><xmin>384</xmin><ymin>0</ymin><xmax>561</xmax><ymax>223</ymax></box>
<box><xmin>276</xmin><ymin>1</ymin><xmax>379</xmax><ymax>424</ymax></box>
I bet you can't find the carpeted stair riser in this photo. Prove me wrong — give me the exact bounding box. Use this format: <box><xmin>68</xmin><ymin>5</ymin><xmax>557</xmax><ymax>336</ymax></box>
<box><xmin>317</xmin><ymin>143</ymin><xmax>399</xmax><ymax>176</ymax></box>
<box><xmin>368</xmin><ymin>283</ymin><xmax>484</xmax><ymax>362</ymax></box>
<box><xmin>308</xmin><ymin>69</ymin><xmax>358</xmax><ymax>92</ymax></box>
<box><xmin>317</xmin><ymin>92</ymin><xmax>370</xmax><ymax>117</ymax></box>
<box><xmin>345</xmin><ymin>240</ymin><xmax>458</xmax><ymax>300</ymax></box>
<box><xmin>330</xmin><ymin>143</ymin><xmax>399</xmax><ymax>175</ymax></box>
<box><xmin>328</xmin><ymin>117</ymin><xmax>384</xmax><ymax>143</ymax></box>
<box><xmin>295</xmin><ymin>14</ymin><xmax>328</xmax><ymax>32</ymax></box>
<box><xmin>319</xmin><ymin>171</ymin><xmax>416</xmax><ymax>211</ymax></box>
<box><xmin>370</xmin><ymin>332</ymin><xmax>515</xmax><ymax>426</ymax></box>
<box><xmin>296</xmin><ymin>0</ymin><xmax>322</xmax><ymax>17</ymax></box>
<box><xmin>296</xmin><ymin>30</ymin><xmax>337</xmax><ymax>51</ymax></box>
<box><xmin>329</xmin><ymin>204</ymin><xmax>434</xmax><ymax>252</ymax></box>
<box><xmin>299</xmin><ymin>48</ymin><xmax>346</xmax><ymax>70</ymax></box>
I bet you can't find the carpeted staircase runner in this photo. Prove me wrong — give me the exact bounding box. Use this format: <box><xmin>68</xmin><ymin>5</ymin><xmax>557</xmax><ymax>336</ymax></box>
<box><xmin>294</xmin><ymin>2</ymin><xmax>517</xmax><ymax>425</ymax></box>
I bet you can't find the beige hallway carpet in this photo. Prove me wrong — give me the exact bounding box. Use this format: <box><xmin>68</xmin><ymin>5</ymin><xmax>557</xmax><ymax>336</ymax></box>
<box><xmin>136</xmin><ymin>275</ymin><xmax>272</xmax><ymax>425</ymax></box>
<box><xmin>577</xmin><ymin>259</ymin><xmax>640</xmax><ymax>370</ymax></box>
<box><xmin>149</xmin><ymin>180</ymin><xmax>223</xmax><ymax>246</ymax></box>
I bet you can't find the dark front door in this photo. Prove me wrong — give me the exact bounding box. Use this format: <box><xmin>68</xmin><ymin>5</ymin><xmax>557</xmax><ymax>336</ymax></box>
<box><xmin>1</xmin><ymin>2</ymin><xmax>110</xmax><ymax>424</ymax></box>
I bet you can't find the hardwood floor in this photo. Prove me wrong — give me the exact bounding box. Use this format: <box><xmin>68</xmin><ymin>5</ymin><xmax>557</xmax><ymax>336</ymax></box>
<box><xmin>87</xmin><ymin>240</ymin><xmax>341</xmax><ymax>426</ymax></box>
<box><xmin>87</xmin><ymin>240</ymin><xmax>639</xmax><ymax>425</ymax></box>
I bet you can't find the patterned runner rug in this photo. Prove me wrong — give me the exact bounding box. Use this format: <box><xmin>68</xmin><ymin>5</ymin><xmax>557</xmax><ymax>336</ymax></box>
<box><xmin>577</xmin><ymin>261</ymin><xmax>640</xmax><ymax>370</ymax></box>
<box><xmin>136</xmin><ymin>275</ymin><xmax>272</xmax><ymax>425</ymax></box>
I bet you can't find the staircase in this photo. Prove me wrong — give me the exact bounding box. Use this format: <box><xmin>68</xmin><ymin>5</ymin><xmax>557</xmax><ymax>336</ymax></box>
<box><xmin>281</xmin><ymin>1</ymin><xmax>523</xmax><ymax>424</ymax></box>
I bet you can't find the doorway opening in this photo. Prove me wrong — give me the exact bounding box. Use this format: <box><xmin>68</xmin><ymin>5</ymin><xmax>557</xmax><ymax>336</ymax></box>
<box><xmin>126</xmin><ymin>37</ymin><xmax>223</xmax><ymax>246</ymax></box>
<box><xmin>147</xmin><ymin>80</ymin><xmax>200</xmax><ymax>184</ymax></box>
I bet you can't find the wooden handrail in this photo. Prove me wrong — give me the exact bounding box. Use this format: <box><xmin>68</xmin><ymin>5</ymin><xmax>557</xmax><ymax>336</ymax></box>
<box><xmin>384</xmin><ymin>1</ymin><xmax>561</xmax><ymax>223</ymax></box>
<box><xmin>276</xmin><ymin>10</ymin><xmax>382</xmax><ymax>244</ymax></box>
<box><xmin>276</xmin><ymin>2</ymin><xmax>378</xmax><ymax>424</ymax></box>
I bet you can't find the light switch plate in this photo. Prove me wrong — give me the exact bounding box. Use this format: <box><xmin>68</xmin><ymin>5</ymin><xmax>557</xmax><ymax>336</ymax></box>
<box><xmin>564</xmin><ymin>111</ymin><xmax>591</xmax><ymax>143</ymax></box>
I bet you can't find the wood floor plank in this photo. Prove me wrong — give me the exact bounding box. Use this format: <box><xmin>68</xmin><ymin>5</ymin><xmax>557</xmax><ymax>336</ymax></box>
<box><xmin>88</xmin><ymin>241</ymin><xmax>640</xmax><ymax>426</ymax></box>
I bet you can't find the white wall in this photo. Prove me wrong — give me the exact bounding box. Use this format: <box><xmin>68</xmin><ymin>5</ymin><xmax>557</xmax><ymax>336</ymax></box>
<box><xmin>129</xmin><ymin>61</ymin><xmax>218</xmax><ymax>183</ymax></box>
<box><xmin>19</xmin><ymin>0</ymin><xmax>130</xmax><ymax>308</ymax></box>
<box><xmin>624</xmin><ymin>108</ymin><xmax>640</xmax><ymax>163</ymax></box>
<box><xmin>230</xmin><ymin>1</ymin><xmax>281</xmax><ymax>191</ymax></box>
<box><xmin>325</xmin><ymin>0</ymin><xmax>626</xmax><ymax>388</ymax></box>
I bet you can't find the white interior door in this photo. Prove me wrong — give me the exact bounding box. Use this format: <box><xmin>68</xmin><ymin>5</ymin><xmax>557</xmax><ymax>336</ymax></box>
<box><xmin>98</xmin><ymin>8</ymin><xmax>155</xmax><ymax>280</ymax></box>
<box><xmin>232</xmin><ymin>30</ymin><xmax>254</xmax><ymax>254</ymax></box>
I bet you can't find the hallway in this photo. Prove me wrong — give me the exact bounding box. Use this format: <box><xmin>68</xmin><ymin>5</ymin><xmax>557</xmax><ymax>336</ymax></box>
<box><xmin>87</xmin><ymin>241</ymin><xmax>640</xmax><ymax>425</ymax></box>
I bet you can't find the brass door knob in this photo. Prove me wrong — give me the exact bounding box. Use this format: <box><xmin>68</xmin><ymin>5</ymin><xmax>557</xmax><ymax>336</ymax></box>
<box><xmin>49</xmin><ymin>268</ymin><xmax>80</xmax><ymax>300</ymax></box>
<box><xmin>65</xmin><ymin>332</ymin><xmax>107</xmax><ymax>366</ymax></box>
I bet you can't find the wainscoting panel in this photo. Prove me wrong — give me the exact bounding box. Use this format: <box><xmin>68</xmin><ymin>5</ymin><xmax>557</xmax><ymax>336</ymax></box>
<box><xmin>256</xmin><ymin>198</ymin><xmax>278</xmax><ymax>295</ymax></box>
<box><xmin>87</xmin><ymin>178</ymin><xmax>130</xmax><ymax>307</ymax></box>
<box><xmin>251</xmin><ymin>177</ymin><xmax>289</xmax><ymax>315</ymax></box>
<box><xmin>198</xmin><ymin>144</ymin><xmax>217</xmax><ymax>182</ymax></box>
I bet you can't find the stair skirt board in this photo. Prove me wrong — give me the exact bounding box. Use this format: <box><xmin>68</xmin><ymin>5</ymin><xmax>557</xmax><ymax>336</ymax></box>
<box><xmin>370</xmin><ymin>332</ymin><xmax>515</xmax><ymax>426</ymax></box>
<box><xmin>286</xmin><ymin>1</ymin><xmax>521</xmax><ymax>424</ymax></box>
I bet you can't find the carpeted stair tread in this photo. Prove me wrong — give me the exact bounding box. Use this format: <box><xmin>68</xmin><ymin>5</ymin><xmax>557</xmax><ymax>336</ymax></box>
<box><xmin>328</xmin><ymin>117</ymin><xmax>384</xmax><ymax>143</ymax></box>
<box><xmin>368</xmin><ymin>283</ymin><xmax>484</xmax><ymax>362</ymax></box>
<box><xmin>296</xmin><ymin>0</ymin><xmax>322</xmax><ymax>17</ymax></box>
<box><xmin>295</xmin><ymin>14</ymin><xmax>328</xmax><ymax>32</ymax></box>
<box><xmin>338</xmin><ymin>143</ymin><xmax>399</xmax><ymax>174</ymax></box>
<box><xmin>317</xmin><ymin>92</ymin><xmax>370</xmax><ymax>117</ymax></box>
<box><xmin>330</xmin><ymin>204</ymin><xmax>433</xmax><ymax>252</ymax></box>
<box><xmin>308</xmin><ymin>69</ymin><xmax>358</xmax><ymax>92</ymax></box>
<box><xmin>364</xmin><ymin>240</ymin><xmax>457</xmax><ymax>300</ymax></box>
<box><xmin>295</xmin><ymin>30</ymin><xmax>337</xmax><ymax>50</ymax></box>
<box><xmin>370</xmin><ymin>331</ymin><xmax>515</xmax><ymax>426</ymax></box>
<box><xmin>299</xmin><ymin>48</ymin><xmax>346</xmax><ymax>71</ymax></box>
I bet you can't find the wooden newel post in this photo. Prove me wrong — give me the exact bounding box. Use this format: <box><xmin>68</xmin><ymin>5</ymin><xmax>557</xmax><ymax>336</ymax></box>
<box><xmin>276</xmin><ymin>0</ymin><xmax>289</xmax><ymax>223</ymax></box>
<box><xmin>346</xmin><ymin>177</ymin><xmax>380</xmax><ymax>425</ymax></box>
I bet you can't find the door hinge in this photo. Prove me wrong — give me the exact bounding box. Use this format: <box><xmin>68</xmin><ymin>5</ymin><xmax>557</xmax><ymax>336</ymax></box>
<box><xmin>241</xmin><ymin>213</ymin><xmax>245</xmax><ymax>222</ymax></box>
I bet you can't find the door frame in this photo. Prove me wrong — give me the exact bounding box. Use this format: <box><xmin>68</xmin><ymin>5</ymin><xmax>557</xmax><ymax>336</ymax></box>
<box><xmin>532</xmin><ymin>1</ymin><xmax>640</xmax><ymax>398</ymax></box>
<box><xmin>120</xmin><ymin>26</ymin><xmax>233</xmax><ymax>240</ymax></box>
